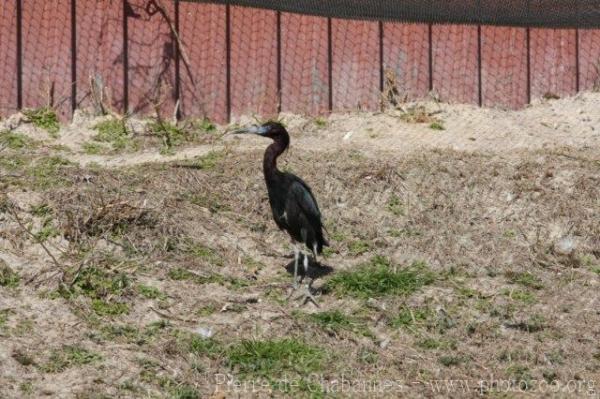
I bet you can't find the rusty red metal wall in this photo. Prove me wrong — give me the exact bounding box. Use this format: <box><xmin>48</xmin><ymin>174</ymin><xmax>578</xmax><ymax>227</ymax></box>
<box><xmin>22</xmin><ymin>0</ymin><xmax>72</xmax><ymax>119</ymax></box>
<box><xmin>281</xmin><ymin>13</ymin><xmax>329</xmax><ymax>115</ymax></box>
<box><xmin>1</xmin><ymin>2</ymin><xmax>600</xmax><ymax>122</ymax></box>
<box><xmin>179</xmin><ymin>2</ymin><xmax>228</xmax><ymax>122</ymax></box>
<box><xmin>331</xmin><ymin>19</ymin><xmax>381</xmax><ymax>111</ymax></box>
<box><xmin>382</xmin><ymin>23</ymin><xmax>430</xmax><ymax>101</ymax></box>
<box><xmin>229</xmin><ymin>6</ymin><xmax>278</xmax><ymax>119</ymax></box>
<box><xmin>76</xmin><ymin>0</ymin><xmax>124</xmax><ymax>112</ymax></box>
<box><xmin>0</xmin><ymin>1</ymin><xmax>18</xmax><ymax>115</ymax></box>
<box><xmin>481</xmin><ymin>27</ymin><xmax>528</xmax><ymax>108</ymax></box>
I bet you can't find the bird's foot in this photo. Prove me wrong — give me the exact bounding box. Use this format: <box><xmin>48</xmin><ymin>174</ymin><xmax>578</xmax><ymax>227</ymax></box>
<box><xmin>287</xmin><ymin>283</ymin><xmax>319</xmax><ymax>307</ymax></box>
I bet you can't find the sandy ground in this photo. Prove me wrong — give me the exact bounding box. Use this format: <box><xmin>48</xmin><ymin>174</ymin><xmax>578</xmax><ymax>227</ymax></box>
<box><xmin>0</xmin><ymin>93</ymin><xmax>599</xmax><ymax>398</ymax></box>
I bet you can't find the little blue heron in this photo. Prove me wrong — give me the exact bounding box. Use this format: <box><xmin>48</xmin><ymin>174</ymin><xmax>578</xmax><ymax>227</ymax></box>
<box><xmin>234</xmin><ymin>122</ymin><xmax>328</xmax><ymax>305</ymax></box>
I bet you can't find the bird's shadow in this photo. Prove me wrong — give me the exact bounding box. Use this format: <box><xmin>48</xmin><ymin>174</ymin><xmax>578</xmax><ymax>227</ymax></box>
<box><xmin>283</xmin><ymin>254</ymin><xmax>334</xmax><ymax>280</ymax></box>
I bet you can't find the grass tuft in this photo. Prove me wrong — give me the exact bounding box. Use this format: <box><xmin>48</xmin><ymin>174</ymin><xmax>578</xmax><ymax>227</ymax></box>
<box><xmin>189</xmin><ymin>150</ymin><xmax>225</xmax><ymax>170</ymax></box>
<box><xmin>390</xmin><ymin>306</ymin><xmax>432</xmax><ymax>329</ymax></box>
<box><xmin>429</xmin><ymin>122</ymin><xmax>446</xmax><ymax>131</ymax></box>
<box><xmin>506</xmin><ymin>271</ymin><xmax>544</xmax><ymax>290</ymax></box>
<box><xmin>0</xmin><ymin>261</ymin><xmax>20</xmax><ymax>288</ymax></box>
<box><xmin>226</xmin><ymin>339</ymin><xmax>325</xmax><ymax>378</ymax></box>
<box><xmin>137</xmin><ymin>284</ymin><xmax>166</xmax><ymax>300</ymax></box>
<box><xmin>387</xmin><ymin>194</ymin><xmax>405</xmax><ymax>216</ymax></box>
<box><xmin>93</xmin><ymin>118</ymin><xmax>133</xmax><ymax>151</ymax></box>
<box><xmin>40</xmin><ymin>346</ymin><xmax>102</xmax><ymax>373</ymax></box>
<box><xmin>0</xmin><ymin>130</ymin><xmax>35</xmax><ymax>149</ymax></box>
<box><xmin>23</xmin><ymin>108</ymin><xmax>60</xmax><ymax>136</ymax></box>
<box><xmin>326</xmin><ymin>256</ymin><xmax>435</xmax><ymax>298</ymax></box>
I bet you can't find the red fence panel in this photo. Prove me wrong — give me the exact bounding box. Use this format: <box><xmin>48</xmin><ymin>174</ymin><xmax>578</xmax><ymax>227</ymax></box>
<box><xmin>76</xmin><ymin>0</ymin><xmax>124</xmax><ymax>113</ymax></box>
<box><xmin>126</xmin><ymin>0</ymin><xmax>177</xmax><ymax>117</ymax></box>
<box><xmin>331</xmin><ymin>19</ymin><xmax>380</xmax><ymax>111</ymax></box>
<box><xmin>179</xmin><ymin>2</ymin><xmax>227</xmax><ymax>123</ymax></box>
<box><xmin>382</xmin><ymin>22</ymin><xmax>430</xmax><ymax>101</ymax></box>
<box><xmin>281</xmin><ymin>13</ymin><xmax>329</xmax><ymax>115</ymax></box>
<box><xmin>481</xmin><ymin>27</ymin><xmax>528</xmax><ymax>109</ymax></box>
<box><xmin>579</xmin><ymin>29</ymin><xmax>600</xmax><ymax>91</ymax></box>
<box><xmin>530</xmin><ymin>28</ymin><xmax>577</xmax><ymax>100</ymax></box>
<box><xmin>3</xmin><ymin>3</ymin><xmax>600</xmax><ymax>121</ymax></box>
<box><xmin>230</xmin><ymin>6</ymin><xmax>278</xmax><ymax>120</ymax></box>
<box><xmin>432</xmin><ymin>25</ymin><xmax>479</xmax><ymax>105</ymax></box>
<box><xmin>0</xmin><ymin>0</ymin><xmax>18</xmax><ymax>115</ymax></box>
<box><xmin>22</xmin><ymin>0</ymin><xmax>72</xmax><ymax>119</ymax></box>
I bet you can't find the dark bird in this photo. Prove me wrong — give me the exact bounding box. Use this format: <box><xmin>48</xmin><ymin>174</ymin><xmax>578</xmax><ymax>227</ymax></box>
<box><xmin>234</xmin><ymin>122</ymin><xmax>328</xmax><ymax>304</ymax></box>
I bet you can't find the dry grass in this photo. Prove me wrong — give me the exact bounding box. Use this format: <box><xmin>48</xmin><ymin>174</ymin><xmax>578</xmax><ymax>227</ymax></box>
<box><xmin>0</xmin><ymin>121</ymin><xmax>599</xmax><ymax>398</ymax></box>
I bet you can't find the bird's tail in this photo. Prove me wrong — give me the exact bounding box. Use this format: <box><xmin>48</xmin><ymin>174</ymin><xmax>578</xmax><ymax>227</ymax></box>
<box><xmin>315</xmin><ymin>228</ymin><xmax>329</xmax><ymax>255</ymax></box>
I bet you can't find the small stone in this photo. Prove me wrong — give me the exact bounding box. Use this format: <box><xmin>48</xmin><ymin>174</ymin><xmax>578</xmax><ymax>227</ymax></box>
<box><xmin>195</xmin><ymin>326</ymin><xmax>213</xmax><ymax>339</ymax></box>
<box><xmin>554</xmin><ymin>236</ymin><xmax>576</xmax><ymax>256</ymax></box>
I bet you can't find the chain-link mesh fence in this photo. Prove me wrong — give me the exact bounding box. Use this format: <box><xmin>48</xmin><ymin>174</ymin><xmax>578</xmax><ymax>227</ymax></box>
<box><xmin>1</xmin><ymin>0</ymin><xmax>600</xmax><ymax>122</ymax></box>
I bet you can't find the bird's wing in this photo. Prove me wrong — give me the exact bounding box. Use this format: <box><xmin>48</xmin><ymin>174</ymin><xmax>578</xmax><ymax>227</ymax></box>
<box><xmin>287</xmin><ymin>177</ymin><xmax>322</xmax><ymax>223</ymax></box>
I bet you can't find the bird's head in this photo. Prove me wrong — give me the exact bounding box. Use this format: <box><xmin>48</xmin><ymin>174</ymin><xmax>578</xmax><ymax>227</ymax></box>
<box><xmin>232</xmin><ymin>121</ymin><xmax>288</xmax><ymax>141</ymax></box>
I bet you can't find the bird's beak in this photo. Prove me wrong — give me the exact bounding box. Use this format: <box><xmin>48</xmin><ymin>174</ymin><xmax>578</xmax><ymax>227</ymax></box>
<box><xmin>231</xmin><ymin>125</ymin><xmax>268</xmax><ymax>136</ymax></box>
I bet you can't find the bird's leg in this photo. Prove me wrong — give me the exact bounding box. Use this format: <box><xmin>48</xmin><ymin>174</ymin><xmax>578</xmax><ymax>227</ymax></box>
<box><xmin>290</xmin><ymin>253</ymin><xmax>319</xmax><ymax>307</ymax></box>
<box><xmin>293</xmin><ymin>243</ymin><xmax>300</xmax><ymax>289</ymax></box>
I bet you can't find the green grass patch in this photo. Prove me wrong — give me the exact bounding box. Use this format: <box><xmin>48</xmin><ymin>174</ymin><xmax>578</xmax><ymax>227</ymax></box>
<box><xmin>34</xmin><ymin>216</ymin><xmax>59</xmax><ymax>242</ymax></box>
<box><xmin>188</xmin><ymin>150</ymin><xmax>225</xmax><ymax>170</ymax></box>
<box><xmin>82</xmin><ymin>141</ymin><xmax>108</xmax><ymax>155</ymax></box>
<box><xmin>40</xmin><ymin>346</ymin><xmax>102</xmax><ymax>373</ymax></box>
<box><xmin>148</xmin><ymin>120</ymin><xmax>191</xmax><ymax>152</ymax></box>
<box><xmin>91</xmin><ymin>299</ymin><xmax>129</xmax><ymax>316</ymax></box>
<box><xmin>61</xmin><ymin>266</ymin><xmax>131</xmax><ymax>299</ymax></box>
<box><xmin>226</xmin><ymin>339</ymin><xmax>325</xmax><ymax>378</ymax></box>
<box><xmin>506</xmin><ymin>271</ymin><xmax>544</xmax><ymax>290</ymax></box>
<box><xmin>502</xmin><ymin>288</ymin><xmax>537</xmax><ymax>304</ymax></box>
<box><xmin>326</xmin><ymin>256</ymin><xmax>435</xmax><ymax>298</ymax></box>
<box><xmin>194</xmin><ymin>117</ymin><xmax>217</xmax><ymax>133</ymax></box>
<box><xmin>439</xmin><ymin>355</ymin><xmax>462</xmax><ymax>367</ymax></box>
<box><xmin>184</xmin><ymin>192</ymin><xmax>229</xmax><ymax>213</ymax></box>
<box><xmin>188</xmin><ymin>335</ymin><xmax>224</xmax><ymax>357</ymax></box>
<box><xmin>506</xmin><ymin>365</ymin><xmax>533</xmax><ymax>390</ymax></box>
<box><xmin>181</xmin><ymin>241</ymin><xmax>223</xmax><ymax>266</ymax></box>
<box><xmin>93</xmin><ymin>118</ymin><xmax>133</xmax><ymax>151</ymax></box>
<box><xmin>429</xmin><ymin>122</ymin><xmax>445</xmax><ymax>131</ymax></box>
<box><xmin>348</xmin><ymin>240</ymin><xmax>371</xmax><ymax>256</ymax></box>
<box><xmin>196</xmin><ymin>304</ymin><xmax>217</xmax><ymax>317</ymax></box>
<box><xmin>57</xmin><ymin>265</ymin><xmax>133</xmax><ymax>316</ymax></box>
<box><xmin>137</xmin><ymin>284</ymin><xmax>166</xmax><ymax>300</ymax></box>
<box><xmin>387</xmin><ymin>194</ymin><xmax>405</xmax><ymax>216</ymax></box>
<box><xmin>23</xmin><ymin>107</ymin><xmax>60</xmax><ymax>136</ymax></box>
<box><xmin>98</xmin><ymin>320</ymin><xmax>169</xmax><ymax>345</ymax></box>
<box><xmin>172</xmin><ymin>385</ymin><xmax>201</xmax><ymax>399</ymax></box>
<box><xmin>506</xmin><ymin>314</ymin><xmax>546</xmax><ymax>333</ymax></box>
<box><xmin>29</xmin><ymin>203</ymin><xmax>52</xmax><ymax>217</ymax></box>
<box><xmin>27</xmin><ymin>156</ymin><xmax>74</xmax><ymax>189</ymax></box>
<box><xmin>0</xmin><ymin>130</ymin><xmax>35</xmax><ymax>149</ymax></box>
<box><xmin>390</xmin><ymin>306</ymin><xmax>432</xmax><ymax>329</ymax></box>
<box><xmin>314</xmin><ymin>117</ymin><xmax>328</xmax><ymax>128</ymax></box>
<box><xmin>328</xmin><ymin>227</ymin><xmax>347</xmax><ymax>243</ymax></box>
<box><xmin>0</xmin><ymin>309</ymin><xmax>9</xmax><ymax>328</ymax></box>
<box><xmin>417</xmin><ymin>338</ymin><xmax>456</xmax><ymax>350</ymax></box>
<box><xmin>299</xmin><ymin>310</ymin><xmax>371</xmax><ymax>337</ymax></box>
<box><xmin>167</xmin><ymin>267</ymin><xmax>195</xmax><ymax>281</ymax></box>
<box><xmin>0</xmin><ymin>261</ymin><xmax>20</xmax><ymax>288</ymax></box>
<box><xmin>388</xmin><ymin>227</ymin><xmax>421</xmax><ymax>238</ymax></box>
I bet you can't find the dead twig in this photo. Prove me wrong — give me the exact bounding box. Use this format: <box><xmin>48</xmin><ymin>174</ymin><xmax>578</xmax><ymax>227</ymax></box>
<box><xmin>6</xmin><ymin>204</ymin><xmax>62</xmax><ymax>270</ymax></box>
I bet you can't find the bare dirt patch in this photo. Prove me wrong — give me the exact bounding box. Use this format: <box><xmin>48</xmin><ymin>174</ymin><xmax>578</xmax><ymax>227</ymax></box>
<box><xmin>1</xmin><ymin>94</ymin><xmax>600</xmax><ymax>398</ymax></box>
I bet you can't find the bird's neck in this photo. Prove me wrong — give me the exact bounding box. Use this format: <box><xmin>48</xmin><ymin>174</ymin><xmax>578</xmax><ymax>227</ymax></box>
<box><xmin>263</xmin><ymin>136</ymin><xmax>289</xmax><ymax>181</ymax></box>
